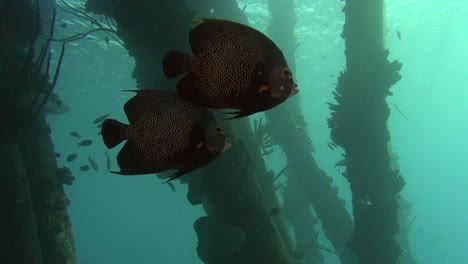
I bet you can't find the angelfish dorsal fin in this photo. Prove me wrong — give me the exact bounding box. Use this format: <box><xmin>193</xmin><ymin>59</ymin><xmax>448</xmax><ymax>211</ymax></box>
<box><xmin>189</xmin><ymin>18</ymin><xmax>247</xmax><ymax>54</ymax></box>
<box><xmin>122</xmin><ymin>90</ymin><xmax>176</xmax><ymax>123</ymax></box>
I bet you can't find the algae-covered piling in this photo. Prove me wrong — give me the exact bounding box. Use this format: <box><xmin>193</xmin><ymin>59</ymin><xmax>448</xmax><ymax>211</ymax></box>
<box><xmin>0</xmin><ymin>1</ymin><xmax>76</xmax><ymax>263</ymax></box>
<box><xmin>328</xmin><ymin>1</ymin><xmax>403</xmax><ymax>263</ymax></box>
<box><xmin>266</xmin><ymin>0</ymin><xmax>356</xmax><ymax>263</ymax></box>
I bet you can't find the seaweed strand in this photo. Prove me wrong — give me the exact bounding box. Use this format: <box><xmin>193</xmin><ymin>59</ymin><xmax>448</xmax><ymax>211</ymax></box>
<box><xmin>30</xmin><ymin>42</ymin><xmax>66</xmax><ymax>124</ymax></box>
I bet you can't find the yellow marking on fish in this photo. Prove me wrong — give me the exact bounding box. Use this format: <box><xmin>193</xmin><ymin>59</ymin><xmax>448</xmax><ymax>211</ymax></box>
<box><xmin>196</xmin><ymin>142</ymin><xmax>205</xmax><ymax>149</ymax></box>
<box><xmin>258</xmin><ymin>85</ymin><xmax>269</xmax><ymax>93</ymax></box>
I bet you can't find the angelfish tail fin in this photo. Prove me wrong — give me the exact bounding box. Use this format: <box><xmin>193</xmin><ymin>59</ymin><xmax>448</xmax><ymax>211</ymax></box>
<box><xmin>102</xmin><ymin>119</ymin><xmax>128</xmax><ymax>149</ymax></box>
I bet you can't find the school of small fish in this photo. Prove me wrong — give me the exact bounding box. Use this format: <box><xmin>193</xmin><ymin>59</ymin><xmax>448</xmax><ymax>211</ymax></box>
<box><xmin>56</xmin><ymin>114</ymin><xmax>111</xmax><ymax>175</ymax></box>
<box><xmin>100</xmin><ymin>18</ymin><xmax>298</xmax><ymax>182</ymax></box>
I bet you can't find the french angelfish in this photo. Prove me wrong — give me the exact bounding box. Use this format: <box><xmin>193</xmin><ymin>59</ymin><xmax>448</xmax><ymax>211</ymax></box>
<box><xmin>163</xmin><ymin>18</ymin><xmax>298</xmax><ymax>119</ymax></box>
<box><xmin>101</xmin><ymin>90</ymin><xmax>231</xmax><ymax>182</ymax></box>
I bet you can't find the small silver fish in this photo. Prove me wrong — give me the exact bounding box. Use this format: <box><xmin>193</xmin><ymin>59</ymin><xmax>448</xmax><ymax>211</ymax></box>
<box><xmin>93</xmin><ymin>114</ymin><xmax>111</xmax><ymax>124</ymax></box>
<box><xmin>327</xmin><ymin>142</ymin><xmax>337</xmax><ymax>150</ymax></box>
<box><xmin>67</xmin><ymin>154</ymin><xmax>78</xmax><ymax>162</ymax></box>
<box><xmin>70</xmin><ymin>132</ymin><xmax>81</xmax><ymax>138</ymax></box>
<box><xmin>88</xmin><ymin>156</ymin><xmax>98</xmax><ymax>171</ymax></box>
<box><xmin>42</xmin><ymin>93</ymin><xmax>70</xmax><ymax>115</ymax></box>
<box><xmin>78</xmin><ymin>139</ymin><xmax>93</xmax><ymax>146</ymax></box>
<box><xmin>270</xmin><ymin>207</ymin><xmax>280</xmax><ymax>216</ymax></box>
<box><xmin>241</xmin><ymin>4</ymin><xmax>247</xmax><ymax>12</ymax></box>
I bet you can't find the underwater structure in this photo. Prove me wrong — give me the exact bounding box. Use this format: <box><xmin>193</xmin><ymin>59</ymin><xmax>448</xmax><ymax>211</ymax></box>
<box><xmin>0</xmin><ymin>0</ymin><xmax>77</xmax><ymax>263</ymax></box>
<box><xmin>85</xmin><ymin>1</ymin><xmax>294</xmax><ymax>263</ymax></box>
<box><xmin>266</xmin><ymin>1</ymin><xmax>356</xmax><ymax>263</ymax></box>
<box><xmin>0</xmin><ymin>0</ymin><xmax>416</xmax><ymax>263</ymax></box>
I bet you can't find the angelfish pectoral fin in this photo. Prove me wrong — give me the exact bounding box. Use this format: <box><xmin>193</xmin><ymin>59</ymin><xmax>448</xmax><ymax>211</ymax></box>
<box><xmin>113</xmin><ymin>143</ymin><xmax>155</xmax><ymax>175</ymax></box>
<box><xmin>223</xmin><ymin>109</ymin><xmax>254</xmax><ymax>120</ymax></box>
<box><xmin>162</xmin><ymin>167</ymin><xmax>196</xmax><ymax>183</ymax></box>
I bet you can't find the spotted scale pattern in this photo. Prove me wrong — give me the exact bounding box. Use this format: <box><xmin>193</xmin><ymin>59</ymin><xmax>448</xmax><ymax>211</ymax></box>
<box><xmin>124</xmin><ymin>96</ymin><xmax>209</xmax><ymax>172</ymax></box>
<box><xmin>188</xmin><ymin>19</ymin><xmax>287</xmax><ymax>109</ymax></box>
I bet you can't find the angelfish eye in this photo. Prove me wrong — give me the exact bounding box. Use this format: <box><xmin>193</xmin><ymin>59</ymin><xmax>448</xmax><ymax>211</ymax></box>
<box><xmin>281</xmin><ymin>68</ymin><xmax>291</xmax><ymax>78</ymax></box>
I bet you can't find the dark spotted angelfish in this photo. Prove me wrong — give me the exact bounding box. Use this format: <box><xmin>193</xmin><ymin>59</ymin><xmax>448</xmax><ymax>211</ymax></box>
<box><xmin>163</xmin><ymin>18</ymin><xmax>298</xmax><ymax>119</ymax></box>
<box><xmin>101</xmin><ymin>90</ymin><xmax>231</xmax><ymax>181</ymax></box>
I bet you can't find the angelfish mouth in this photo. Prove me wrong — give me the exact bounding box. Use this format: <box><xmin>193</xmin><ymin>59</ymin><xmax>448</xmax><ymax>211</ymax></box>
<box><xmin>288</xmin><ymin>83</ymin><xmax>299</xmax><ymax>98</ymax></box>
<box><xmin>206</xmin><ymin>138</ymin><xmax>231</xmax><ymax>154</ymax></box>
